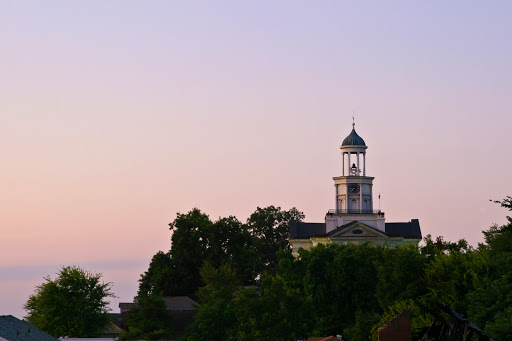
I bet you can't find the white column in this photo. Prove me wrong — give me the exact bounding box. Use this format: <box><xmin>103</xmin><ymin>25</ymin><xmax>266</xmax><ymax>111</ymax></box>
<box><xmin>363</xmin><ymin>153</ymin><xmax>366</xmax><ymax>176</ymax></box>
<box><xmin>342</xmin><ymin>152</ymin><xmax>345</xmax><ymax>176</ymax></box>
<box><xmin>357</xmin><ymin>152</ymin><xmax>360</xmax><ymax>176</ymax></box>
<box><xmin>348</xmin><ymin>153</ymin><xmax>351</xmax><ymax>175</ymax></box>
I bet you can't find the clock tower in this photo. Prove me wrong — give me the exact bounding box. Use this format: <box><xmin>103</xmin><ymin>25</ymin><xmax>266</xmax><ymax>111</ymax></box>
<box><xmin>325</xmin><ymin>119</ymin><xmax>385</xmax><ymax>232</ymax></box>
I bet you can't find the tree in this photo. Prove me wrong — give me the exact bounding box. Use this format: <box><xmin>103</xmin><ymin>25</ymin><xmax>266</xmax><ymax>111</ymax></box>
<box><xmin>423</xmin><ymin>249</ymin><xmax>490</xmax><ymax>315</ymax></box>
<box><xmin>138</xmin><ymin>251</ymin><xmax>174</xmax><ymax>297</ymax></box>
<box><xmin>24</xmin><ymin>265</ymin><xmax>114</xmax><ymax>338</ymax></box>
<box><xmin>205</xmin><ymin>216</ymin><xmax>257</xmax><ymax>285</ymax></box>
<box><xmin>467</xmin><ymin>274</ymin><xmax>512</xmax><ymax>340</ymax></box>
<box><xmin>420</xmin><ymin>234</ymin><xmax>472</xmax><ymax>260</ymax></box>
<box><xmin>138</xmin><ymin>206</ymin><xmax>303</xmax><ymax>300</ymax></box>
<box><xmin>167</xmin><ymin>208</ymin><xmax>212</xmax><ymax>297</ymax></box>
<box><xmin>138</xmin><ymin>209</ymin><xmax>255</xmax><ymax>299</ymax></box>
<box><xmin>247</xmin><ymin>206</ymin><xmax>304</xmax><ymax>270</ymax></box>
<box><xmin>231</xmin><ymin>272</ymin><xmax>311</xmax><ymax>341</ymax></box>
<box><xmin>119</xmin><ymin>296</ymin><xmax>173</xmax><ymax>341</ymax></box>
<box><xmin>299</xmin><ymin>243</ymin><xmax>383</xmax><ymax>337</ymax></box>
<box><xmin>376</xmin><ymin>244</ymin><xmax>427</xmax><ymax>310</ymax></box>
<box><xmin>466</xmin><ymin>196</ymin><xmax>512</xmax><ymax>339</ymax></box>
<box><xmin>185</xmin><ymin>263</ymin><xmax>240</xmax><ymax>341</ymax></box>
<box><xmin>483</xmin><ymin>196</ymin><xmax>512</xmax><ymax>263</ymax></box>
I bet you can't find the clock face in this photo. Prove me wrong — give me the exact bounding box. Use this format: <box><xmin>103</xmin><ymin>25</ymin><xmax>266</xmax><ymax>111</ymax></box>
<box><xmin>348</xmin><ymin>183</ymin><xmax>360</xmax><ymax>194</ymax></box>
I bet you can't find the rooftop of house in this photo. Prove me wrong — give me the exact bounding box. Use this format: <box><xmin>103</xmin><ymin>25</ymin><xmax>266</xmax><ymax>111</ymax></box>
<box><xmin>0</xmin><ymin>315</ymin><xmax>58</xmax><ymax>341</ymax></box>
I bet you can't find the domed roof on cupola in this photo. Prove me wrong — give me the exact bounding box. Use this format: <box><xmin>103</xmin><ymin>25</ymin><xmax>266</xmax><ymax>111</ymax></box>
<box><xmin>342</xmin><ymin>128</ymin><xmax>366</xmax><ymax>146</ymax></box>
<box><xmin>342</xmin><ymin>120</ymin><xmax>366</xmax><ymax>146</ymax></box>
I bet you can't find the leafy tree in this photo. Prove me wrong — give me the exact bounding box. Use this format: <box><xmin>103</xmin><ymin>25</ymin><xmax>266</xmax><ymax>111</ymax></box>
<box><xmin>466</xmin><ymin>196</ymin><xmax>512</xmax><ymax>339</ymax></box>
<box><xmin>167</xmin><ymin>208</ymin><xmax>212</xmax><ymax>297</ymax></box>
<box><xmin>139</xmin><ymin>209</ymin><xmax>214</xmax><ymax>299</ymax></box>
<box><xmin>119</xmin><ymin>296</ymin><xmax>173</xmax><ymax>341</ymax></box>
<box><xmin>24</xmin><ymin>265</ymin><xmax>114</xmax><ymax>338</ymax></box>
<box><xmin>231</xmin><ymin>273</ymin><xmax>311</xmax><ymax>341</ymax></box>
<box><xmin>483</xmin><ymin>197</ymin><xmax>512</xmax><ymax>274</ymax></box>
<box><xmin>376</xmin><ymin>244</ymin><xmax>427</xmax><ymax>310</ymax></box>
<box><xmin>300</xmin><ymin>243</ymin><xmax>383</xmax><ymax>337</ymax></box>
<box><xmin>420</xmin><ymin>234</ymin><xmax>472</xmax><ymax>260</ymax></box>
<box><xmin>185</xmin><ymin>263</ymin><xmax>240</xmax><ymax>341</ymax></box>
<box><xmin>247</xmin><ymin>206</ymin><xmax>304</xmax><ymax>271</ymax></box>
<box><xmin>467</xmin><ymin>274</ymin><xmax>512</xmax><ymax>340</ymax></box>
<box><xmin>423</xmin><ymin>249</ymin><xmax>490</xmax><ymax>315</ymax></box>
<box><xmin>138</xmin><ymin>251</ymin><xmax>174</xmax><ymax>297</ymax></box>
<box><xmin>205</xmin><ymin>216</ymin><xmax>258</xmax><ymax>285</ymax></box>
<box><xmin>139</xmin><ymin>206</ymin><xmax>303</xmax><ymax>300</ymax></box>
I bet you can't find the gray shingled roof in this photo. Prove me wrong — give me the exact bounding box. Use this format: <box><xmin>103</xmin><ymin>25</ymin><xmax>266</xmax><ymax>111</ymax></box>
<box><xmin>385</xmin><ymin>219</ymin><xmax>422</xmax><ymax>239</ymax></box>
<box><xmin>0</xmin><ymin>315</ymin><xmax>58</xmax><ymax>341</ymax></box>
<box><xmin>289</xmin><ymin>220</ymin><xmax>326</xmax><ymax>239</ymax></box>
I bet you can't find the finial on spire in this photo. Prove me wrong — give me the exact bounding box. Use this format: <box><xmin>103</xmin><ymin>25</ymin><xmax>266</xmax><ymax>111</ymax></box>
<box><xmin>352</xmin><ymin>112</ymin><xmax>355</xmax><ymax>129</ymax></box>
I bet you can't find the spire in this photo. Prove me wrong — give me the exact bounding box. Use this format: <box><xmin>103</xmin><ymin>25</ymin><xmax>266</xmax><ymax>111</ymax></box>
<box><xmin>352</xmin><ymin>113</ymin><xmax>355</xmax><ymax>129</ymax></box>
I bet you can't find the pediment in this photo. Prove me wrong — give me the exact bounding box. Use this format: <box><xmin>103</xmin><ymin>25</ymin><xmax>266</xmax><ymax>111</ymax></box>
<box><xmin>328</xmin><ymin>221</ymin><xmax>389</xmax><ymax>238</ymax></box>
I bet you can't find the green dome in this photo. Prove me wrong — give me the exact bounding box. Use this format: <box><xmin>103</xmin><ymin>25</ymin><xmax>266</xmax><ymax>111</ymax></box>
<box><xmin>342</xmin><ymin>128</ymin><xmax>366</xmax><ymax>146</ymax></box>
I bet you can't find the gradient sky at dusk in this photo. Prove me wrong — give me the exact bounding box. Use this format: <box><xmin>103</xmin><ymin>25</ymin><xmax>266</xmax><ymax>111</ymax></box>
<box><xmin>1</xmin><ymin>1</ymin><xmax>511</xmax><ymax>318</ymax></box>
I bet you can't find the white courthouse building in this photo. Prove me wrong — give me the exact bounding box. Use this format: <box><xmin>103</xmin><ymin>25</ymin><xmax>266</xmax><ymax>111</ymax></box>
<box><xmin>289</xmin><ymin>121</ymin><xmax>422</xmax><ymax>255</ymax></box>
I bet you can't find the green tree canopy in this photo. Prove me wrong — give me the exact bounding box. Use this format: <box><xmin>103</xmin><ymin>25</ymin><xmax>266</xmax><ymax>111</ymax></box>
<box><xmin>247</xmin><ymin>206</ymin><xmax>304</xmax><ymax>270</ymax></box>
<box><xmin>138</xmin><ymin>206</ymin><xmax>303</xmax><ymax>299</ymax></box>
<box><xmin>376</xmin><ymin>244</ymin><xmax>427</xmax><ymax>310</ymax></box>
<box><xmin>138</xmin><ymin>251</ymin><xmax>174</xmax><ymax>297</ymax></box>
<box><xmin>466</xmin><ymin>196</ymin><xmax>512</xmax><ymax>339</ymax></box>
<box><xmin>24</xmin><ymin>265</ymin><xmax>114</xmax><ymax>338</ymax></box>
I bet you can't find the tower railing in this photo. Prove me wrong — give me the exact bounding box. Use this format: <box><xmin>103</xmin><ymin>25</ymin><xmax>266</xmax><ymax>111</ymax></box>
<box><xmin>328</xmin><ymin>209</ymin><xmax>384</xmax><ymax>215</ymax></box>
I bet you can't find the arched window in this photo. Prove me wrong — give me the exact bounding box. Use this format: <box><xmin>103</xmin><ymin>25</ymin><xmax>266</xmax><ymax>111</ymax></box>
<box><xmin>350</xmin><ymin>199</ymin><xmax>357</xmax><ymax>212</ymax></box>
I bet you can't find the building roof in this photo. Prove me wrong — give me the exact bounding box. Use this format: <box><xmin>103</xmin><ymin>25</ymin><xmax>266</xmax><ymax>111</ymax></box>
<box><xmin>0</xmin><ymin>315</ymin><xmax>58</xmax><ymax>341</ymax></box>
<box><xmin>289</xmin><ymin>220</ymin><xmax>421</xmax><ymax>240</ymax></box>
<box><xmin>162</xmin><ymin>296</ymin><xmax>198</xmax><ymax>311</ymax></box>
<box><xmin>385</xmin><ymin>219</ymin><xmax>422</xmax><ymax>239</ymax></box>
<box><xmin>119</xmin><ymin>296</ymin><xmax>199</xmax><ymax>313</ymax></box>
<box><xmin>341</xmin><ymin>128</ymin><xmax>366</xmax><ymax>146</ymax></box>
<box><xmin>289</xmin><ymin>220</ymin><xmax>327</xmax><ymax>239</ymax></box>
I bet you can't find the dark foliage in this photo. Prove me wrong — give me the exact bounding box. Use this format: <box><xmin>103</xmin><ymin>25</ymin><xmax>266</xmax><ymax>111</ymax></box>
<box><xmin>138</xmin><ymin>206</ymin><xmax>303</xmax><ymax>300</ymax></box>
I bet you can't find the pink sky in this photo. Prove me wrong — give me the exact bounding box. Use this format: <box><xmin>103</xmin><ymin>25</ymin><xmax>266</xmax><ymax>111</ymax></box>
<box><xmin>1</xmin><ymin>1</ymin><xmax>511</xmax><ymax>318</ymax></box>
